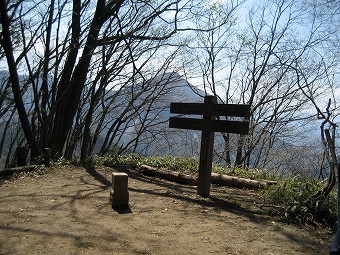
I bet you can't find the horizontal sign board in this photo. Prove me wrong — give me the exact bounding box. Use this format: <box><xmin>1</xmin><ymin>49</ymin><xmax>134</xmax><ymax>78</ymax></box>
<box><xmin>170</xmin><ymin>103</ymin><xmax>250</xmax><ymax>118</ymax></box>
<box><xmin>169</xmin><ymin>117</ymin><xmax>249</xmax><ymax>135</ymax></box>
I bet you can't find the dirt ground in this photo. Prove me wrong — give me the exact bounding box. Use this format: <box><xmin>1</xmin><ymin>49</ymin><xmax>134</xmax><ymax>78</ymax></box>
<box><xmin>0</xmin><ymin>165</ymin><xmax>334</xmax><ymax>255</ymax></box>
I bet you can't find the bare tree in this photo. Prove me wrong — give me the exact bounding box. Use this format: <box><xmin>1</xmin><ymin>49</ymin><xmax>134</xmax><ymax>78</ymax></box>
<box><xmin>1</xmin><ymin>0</ymin><xmax>221</xmax><ymax>162</ymax></box>
<box><xmin>179</xmin><ymin>0</ymin><xmax>339</xmax><ymax>176</ymax></box>
<box><xmin>0</xmin><ymin>0</ymin><xmax>40</xmax><ymax>158</ymax></box>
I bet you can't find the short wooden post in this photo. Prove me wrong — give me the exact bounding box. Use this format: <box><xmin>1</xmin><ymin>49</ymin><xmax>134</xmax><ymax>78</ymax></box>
<box><xmin>197</xmin><ymin>96</ymin><xmax>217</xmax><ymax>197</ymax></box>
<box><xmin>43</xmin><ymin>148</ymin><xmax>51</xmax><ymax>167</ymax></box>
<box><xmin>17</xmin><ymin>146</ymin><xmax>28</xmax><ymax>167</ymax></box>
<box><xmin>110</xmin><ymin>172</ymin><xmax>129</xmax><ymax>208</ymax></box>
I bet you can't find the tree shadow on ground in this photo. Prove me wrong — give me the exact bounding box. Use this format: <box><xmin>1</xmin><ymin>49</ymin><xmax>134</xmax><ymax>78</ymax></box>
<box><xmin>87</xmin><ymin>165</ymin><xmax>270</xmax><ymax>223</ymax></box>
<box><xmin>85</xmin><ymin>165</ymin><xmax>111</xmax><ymax>188</ymax></box>
<box><xmin>0</xmin><ymin>165</ymin><xmax>331</xmax><ymax>254</ymax></box>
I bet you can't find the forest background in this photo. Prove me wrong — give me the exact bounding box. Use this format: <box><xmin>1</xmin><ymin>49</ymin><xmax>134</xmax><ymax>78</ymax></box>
<box><xmin>0</xmin><ymin>0</ymin><xmax>339</xmax><ymax>186</ymax></box>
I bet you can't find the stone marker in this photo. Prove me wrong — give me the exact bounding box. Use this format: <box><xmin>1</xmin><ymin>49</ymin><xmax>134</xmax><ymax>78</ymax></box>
<box><xmin>17</xmin><ymin>146</ymin><xmax>28</xmax><ymax>167</ymax></box>
<box><xmin>110</xmin><ymin>172</ymin><xmax>129</xmax><ymax>208</ymax></box>
<box><xmin>43</xmin><ymin>148</ymin><xmax>51</xmax><ymax>167</ymax></box>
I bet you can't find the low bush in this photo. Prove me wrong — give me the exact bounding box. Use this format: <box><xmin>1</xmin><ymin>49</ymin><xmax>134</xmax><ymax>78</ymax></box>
<box><xmin>260</xmin><ymin>177</ymin><xmax>337</xmax><ymax>227</ymax></box>
<box><xmin>102</xmin><ymin>153</ymin><xmax>142</xmax><ymax>168</ymax></box>
<box><xmin>102</xmin><ymin>153</ymin><xmax>276</xmax><ymax>180</ymax></box>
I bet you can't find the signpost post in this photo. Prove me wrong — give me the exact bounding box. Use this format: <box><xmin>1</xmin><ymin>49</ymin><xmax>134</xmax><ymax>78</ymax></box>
<box><xmin>169</xmin><ymin>95</ymin><xmax>250</xmax><ymax>197</ymax></box>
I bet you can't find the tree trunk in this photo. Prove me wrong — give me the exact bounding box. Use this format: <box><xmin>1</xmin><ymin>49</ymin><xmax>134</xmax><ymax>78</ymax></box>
<box><xmin>0</xmin><ymin>108</ymin><xmax>16</xmax><ymax>157</ymax></box>
<box><xmin>40</xmin><ymin>0</ymin><xmax>55</xmax><ymax>149</ymax></box>
<box><xmin>52</xmin><ymin>0</ymin><xmax>122</xmax><ymax>157</ymax></box>
<box><xmin>50</xmin><ymin>0</ymin><xmax>81</xmax><ymax>157</ymax></box>
<box><xmin>0</xmin><ymin>1</ymin><xmax>40</xmax><ymax>158</ymax></box>
<box><xmin>234</xmin><ymin>135</ymin><xmax>245</xmax><ymax>168</ymax></box>
<box><xmin>0</xmin><ymin>165</ymin><xmax>39</xmax><ymax>176</ymax></box>
<box><xmin>222</xmin><ymin>133</ymin><xmax>231</xmax><ymax>166</ymax></box>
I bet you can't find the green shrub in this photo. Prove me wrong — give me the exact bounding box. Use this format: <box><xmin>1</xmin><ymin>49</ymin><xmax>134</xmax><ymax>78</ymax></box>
<box><xmin>103</xmin><ymin>153</ymin><xmax>141</xmax><ymax>168</ymax></box>
<box><xmin>138</xmin><ymin>155</ymin><xmax>200</xmax><ymax>173</ymax></box>
<box><xmin>101</xmin><ymin>153</ymin><xmax>277</xmax><ymax>180</ymax></box>
<box><xmin>51</xmin><ymin>157</ymin><xmax>74</xmax><ymax>167</ymax></box>
<box><xmin>214</xmin><ymin>165</ymin><xmax>278</xmax><ymax>181</ymax></box>
<box><xmin>261</xmin><ymin>177</ymin><xmax>337</xmax><ymax>227</ymax></box>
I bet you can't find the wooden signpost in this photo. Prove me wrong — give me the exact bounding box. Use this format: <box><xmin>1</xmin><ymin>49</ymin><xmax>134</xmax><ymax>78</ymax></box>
<box><xmin>169</xmin><ymin>95</ymin><xmax>250</xmax><ymax>197</ymax></box>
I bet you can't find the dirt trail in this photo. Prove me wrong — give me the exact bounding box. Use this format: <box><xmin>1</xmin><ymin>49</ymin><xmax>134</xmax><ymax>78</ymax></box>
<box><xmin>0</xmin><ymin>165</ymin><xmax>333</xmax><ymax>255</ymax></box>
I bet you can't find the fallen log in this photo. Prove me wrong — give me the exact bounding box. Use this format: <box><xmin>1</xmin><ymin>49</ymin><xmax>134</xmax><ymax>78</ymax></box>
<box><xmin>0</xmin><ymin>165</ymin><xmax>39</xmax><ymax>176</ymax></box>
<box><xmin>210</xmin><ymin>173</ymin><xmax>277</xmax><ymax>189</ymax></box>
<box><xmin>138</xmin><ymin>164</ymin><xmax>196</xmax><ymax>185</ymax></box>
<box><xmin>138</xmin><ymin>164</ymin><xmax>276</xmax><ymax>189</ymax></box>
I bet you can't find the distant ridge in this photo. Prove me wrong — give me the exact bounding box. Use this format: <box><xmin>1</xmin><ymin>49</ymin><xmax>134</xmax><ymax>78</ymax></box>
<box><xmin>110</xmin><ymin>72</ymin><xmax>207</xmax><ymax>157</ymax></box>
